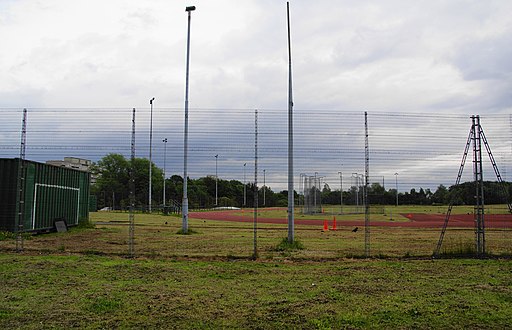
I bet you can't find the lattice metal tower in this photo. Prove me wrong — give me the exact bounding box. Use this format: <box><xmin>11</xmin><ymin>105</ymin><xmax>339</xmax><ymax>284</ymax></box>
<box><xmin>16</xmin><ymin>108</ymin><xmax>27</xmax><ymax>252</ymax></box>
<box><xmin>253</xmin><ymin>109</ymin><xmax>258</xmax><ymax>259</ymax></box>
<box><xmin>472</xmin><ymin>116</ymin><xmax>485</xmax><ymax>256</ymax></box>
<box><xmin>435</xmin><ymin>115</ymin><xmax>511</xmax><ymax>257</ymax></box>
<box><xmin>364</xmin><ymin>111</ymin><xmax>370</xmax><ymax>257</ymax></box>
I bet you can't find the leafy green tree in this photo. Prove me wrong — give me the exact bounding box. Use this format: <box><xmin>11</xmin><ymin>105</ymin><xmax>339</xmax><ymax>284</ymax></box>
<box><xmin>432</xmin><ymin>185</ymin><xmax>449</xmax><ymax>204</ymax></box>
<box><xmin>165</xmin><ymin>175</ymin><xmax>183</xmax><ymax>202</ymax></box>
<box><xmin>91</xmin><ymin>153</ymin><xmax>129</xmax><ymax>210</ymax></box>
<box><xmin>92</xmin><ymin>153</ymin><xmax>512</xmax><ymax>211</ymax></box>
<box><xmin>92</xmin><ymin>153</ymin><xmax>163</xmax><ymax>210</ymax></box>
<box><xmin>131</xmin><ymin>157</ymin><xmax>163</xmax><ymax>208</ymax></box>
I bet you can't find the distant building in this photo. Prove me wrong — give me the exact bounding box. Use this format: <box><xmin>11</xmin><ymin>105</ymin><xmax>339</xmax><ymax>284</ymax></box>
<box><xmin>46</xmin><ymin>157</ymin><xmax>96</xmax><ymax>184</ymax></box>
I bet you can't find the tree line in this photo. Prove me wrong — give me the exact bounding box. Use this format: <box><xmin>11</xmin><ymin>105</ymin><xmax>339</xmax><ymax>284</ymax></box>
<box><xmin>91</xmin><ymin>153</ymin><xmax>290</xmax><ymax>210</ymax></box>
<box><xmin>320</xmin><ymin>181</ymin><xmax>511</xmax><ymax>206</ymax></box>
<box><xmin>91</xmin><ymin>153</ymin><xmax>511</xmax><ymax>210</ymax></box>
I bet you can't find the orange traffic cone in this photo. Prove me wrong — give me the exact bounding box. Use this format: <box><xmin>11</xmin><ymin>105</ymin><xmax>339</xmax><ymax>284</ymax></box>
<box><xmin>332</xmin><ymin>216</ymin><xmax>337</xmax><ymax>231</ymax></box>
<box><xmin>323</xmin><ymin>219</ymin><xmax>329</xmax><ymax>231</ymax></box>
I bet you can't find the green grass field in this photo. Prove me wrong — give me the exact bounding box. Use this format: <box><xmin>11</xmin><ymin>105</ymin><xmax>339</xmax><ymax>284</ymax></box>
<box><xmin>1</xmin><ymin>255</ymin><xmax>511</xmax><ymax>329</ymax></box>
<box><xmin>234</xmin><ymin>204</ymin><xmax>510</xmax><ymax>222</ymax></box>
<box><xmin>1</xmin><ymin>206</ymin><xmax>511</xmax><ymax>328</ymax></box>
<box><xmin>1</xmin><ymin>205</ymin><xmax>511</xmax><ymax>259</ymax></box>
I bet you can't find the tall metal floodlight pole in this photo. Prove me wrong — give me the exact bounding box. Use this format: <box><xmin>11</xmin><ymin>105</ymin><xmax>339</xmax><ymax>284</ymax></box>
<box><xmin>314</xmin><ymin>172</ymin><xmax>318</xmax><ymax>209</ymax></box>
<box><xmin>215</xmin><ymin>154</ymin><xmax>218</xmax><ymax>206</ymax></box>
<box><xmin>163</xmin><ymin>138</ymin><xmax>168</xmax><ymax>207</ymax></box>
<box><xmin>263</xmin><ymin>169</ymin><xmax>266</xmax><ymax>206</ymax></box>
<box><xmin>243</xmin><ymin>163</ymin><xmax>247</xmax><ymax>206</ymax></box>
<box><xmin>149</xmin><ymin>97</ymin><xmax>155</xmax><ymax>213</ymax></box>
<box><xmin>182</xmin><ymin>5</ymin><xmax>196</xmax><ymax>234</ymax></box>
<box><xmin>338</xmin><ymin>171</ymin><xmax>343</xmax><ymax>213</ymax></box>
<box><xmin>299</xmin><ymin>173</ymin><xmax>309</xmax><ymax>214</ymax></box>
<box><xmin>359</xmin><ymin>174</ymin><xmax>365</xmax><ymax>206</ymax></box>
<box><xmin>395</xmin><ymin>172</ymin><xmax>399</xmax><ymax>206</ymax></box>
<box><xmin>299</xmin><ymin>173</ymin><xmax>306</xmax><ymax>212</ymax></box>
<box><xmin>286</xmin><ymin>1</ymin><xmax>295</xmax><ymax>243</ymax></box>
<box><xmin>352</xmin><ymin>173</ymin><xmax>360</xmax><ymax>208</ymax></box>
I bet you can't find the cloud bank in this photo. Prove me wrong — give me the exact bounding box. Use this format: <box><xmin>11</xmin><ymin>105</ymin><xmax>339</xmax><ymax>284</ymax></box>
<box><xmin>1</xmin><ymin>0</ymin><xmax>511</xmax><ymax>113</ymax></box>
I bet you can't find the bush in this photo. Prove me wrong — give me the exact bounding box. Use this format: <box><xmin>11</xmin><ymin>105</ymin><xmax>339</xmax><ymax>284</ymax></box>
<box><xmin>0</xmin><ymin>231</ymin><xmax>31</xmax><ymax>241</ymax></box>
<box><xmin>0</xmin><ymin>231</ymin><xmax>16</xmax><ymax>241</ymax></box>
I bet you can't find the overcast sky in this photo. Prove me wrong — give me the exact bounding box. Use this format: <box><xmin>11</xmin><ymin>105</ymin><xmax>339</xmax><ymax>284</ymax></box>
<box><xmin>2</xmin><ymin>1</ymin><xmax>512</xmax><ymax>193</ymax></box>
<box><xmin>1</xmin><ymin>0</ymin><xmax>512</xmax><ymax>113</ymax></box>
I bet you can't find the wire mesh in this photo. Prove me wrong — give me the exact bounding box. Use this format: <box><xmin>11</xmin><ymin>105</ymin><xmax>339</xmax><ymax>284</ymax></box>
<box><xmin>303</xmin><ymin>175</ymin><xmax>322</xmax><ymax>214</ymax></box>
<box><xmin>1</xmin><ymin>108</ymin><xmax>511</xmax><ymax>257</ymax></box>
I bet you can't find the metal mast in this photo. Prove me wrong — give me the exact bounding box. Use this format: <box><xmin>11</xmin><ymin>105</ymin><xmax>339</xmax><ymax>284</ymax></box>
<box><xmin>263</xmin><ymin>169</ymin><xmax>266</xmax><ymax>206</ymax></box>
<box><xmin>253</xmin><ymin>109</ymin><xmax>259</xmax><ymax>259</ymax></box>
<box><xmin>338</xmin><ymin>170</ymin><xmax>343</xmax><ymax>214</ymax></box>
<box><xmin>244</xmin><ymin>163</ymin><xmax>247</xmax><ymax>206</ymax></box>
<box><xmin>182</xmin><ymin>5</ymin><xmax>196</xmax><ymax>234</ymax></box>
<box><xmin>215</xmin><ymin>154</ymin><xmax>218</xmax><ymax>206</ymax></box>
<box><xmin>472</xmin><ymin>115</ymin><xmax>485</xmax><ymax>256</ymax></box>
<box><xmin>16</xmin><ymin>108</ymin><xmax>27</xmax><ymax>252</ymax></box>
<box><xmin>129</xmin><ymin>108</ymin><xmax>136</xmax><ymax>257</ymax></box>
<box><xmin>286</xmin><ymin>1</ymin><xmax>295</xmax><ymax>243</ymax></box>
<box><xmin>364</xmin><ymin>112</ymin><xmax>370</xmax><ymax>257</ymax></box>
<box><xmin>434</xmin><ymin>115</ymin><xmax>509</xmax><ymax>257</ymax></box>
<box><xmin>163</xmin><ymin>138</ymin><xmax>168</xmax><ymax>207</ymax></box>
<box><xmin>149</xmin><ymin>97</ymin><xmax>155</xmax><ymax>212</ymax></box>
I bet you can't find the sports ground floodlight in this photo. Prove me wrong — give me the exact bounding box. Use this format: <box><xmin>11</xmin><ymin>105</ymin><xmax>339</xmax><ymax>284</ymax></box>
<box><xmin>148</xmin><ymin>97</ymin><xmax>155</xmax><ymax>213</ymax></box>
<box><xmin>182</xmin><ymin>5</ymin><xmax>196</xmax><ymax>233</ymax></box>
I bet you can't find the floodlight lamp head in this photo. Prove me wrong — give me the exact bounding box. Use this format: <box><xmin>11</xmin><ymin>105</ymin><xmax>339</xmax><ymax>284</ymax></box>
<box><xmin>163</xmin><ymin>138</ymin><xmax>167</xmax><ymax>143</ymax></box>
<box><xmin>185</xmin><ymin>6</ymin><xmax>196</xmax><ymax>12</ymax></box>
<box><xmin>150</xmin><ymin>97</ymin><xmax>155</xmax><ymax>104</ymax></box>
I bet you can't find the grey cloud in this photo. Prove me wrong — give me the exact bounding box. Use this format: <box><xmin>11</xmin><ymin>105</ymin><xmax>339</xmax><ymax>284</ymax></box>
<box><xmin>0</xmin><ymin>89</ymin><xmax>45</xmax><ymax>108</ymax></box>
<box><xmin>454</xmin><ymin>34</ymin><xmax>512</xmax><ymax>81</ymax></box>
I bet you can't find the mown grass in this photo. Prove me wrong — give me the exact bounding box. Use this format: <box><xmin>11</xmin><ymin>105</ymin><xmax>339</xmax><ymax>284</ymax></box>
<box><xmin>1</xmin><ymin>209</ymin><xmax>511</xmax><ymax>259</ymax></box>
<box><xmin>234</xmin><ymin>204</ymin><xmax>511</xmax><ymax>222</ymax></box>
<box><xmin>1</xmin><ymin>206</ymin><xmax>512</xmax><ymax>328</ymax></box>
<box><xmin>1</xmin><ymin>254</ymin><xmax>511</xmax><ymax>329</ymax></box>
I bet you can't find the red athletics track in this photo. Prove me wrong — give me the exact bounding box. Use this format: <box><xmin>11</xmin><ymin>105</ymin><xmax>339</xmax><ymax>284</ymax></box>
<box><xmin>190</xmin><ymin>209</ymin><xmax>512</xmax><ymax>228</ymax></box>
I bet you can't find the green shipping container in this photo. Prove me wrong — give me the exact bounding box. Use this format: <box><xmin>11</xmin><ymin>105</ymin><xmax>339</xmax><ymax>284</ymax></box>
<box><xmin>0</xmin><ymin>158</ymin><xmax>90</xmax><ymax>232</ymax></box>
